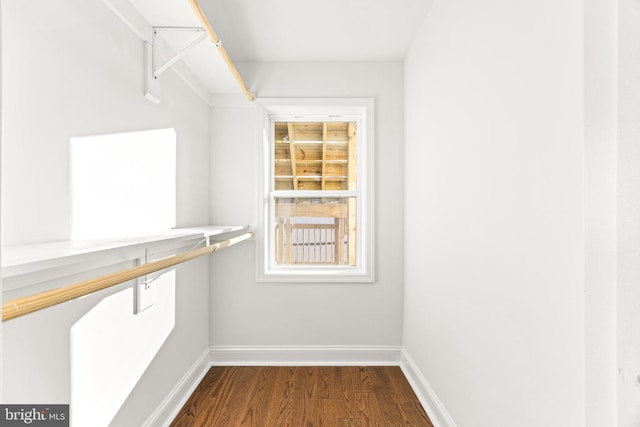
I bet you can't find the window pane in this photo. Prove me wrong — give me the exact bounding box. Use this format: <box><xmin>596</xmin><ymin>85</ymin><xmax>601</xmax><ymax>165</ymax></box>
<box><xmin>274</xmin><ymin>121</ymin><xmax>357</xmax><ymax>191</ymax></box>
<box><xmin>274</xmin><ymin>197</ymin><xmax>356</xmax><ymax>266</ymax></box>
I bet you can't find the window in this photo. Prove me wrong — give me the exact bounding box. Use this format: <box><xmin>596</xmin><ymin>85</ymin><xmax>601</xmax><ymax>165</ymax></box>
<box><xmin>258</xmin><ymin>99</ymin><xmax>374</xmax><ymax>282</ymax></box>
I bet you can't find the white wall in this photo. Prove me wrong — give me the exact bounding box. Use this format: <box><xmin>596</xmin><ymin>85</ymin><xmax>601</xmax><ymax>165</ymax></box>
<box><xmin>584</xmin><ymin>0</ymin><xmax>618</xmax><ymax>425</ymax></box>
<box><xmin>403</xmin><ymin>1</ymin><xmax>585</xmax><ymax>426</ymax></box>
<box><xmin>2</xmin><ymin>0</ymin><xmax>211</xmax><ymax>425</ymax></box>
<box><xmin>208</xmin><ymin>62</ymin><xmax>405</xmax><ymax>349</ymax></box>
<box><xmin>617</xmin><ymin>0</ymin><xmax>640</xmax><ymax>424</ymax></box>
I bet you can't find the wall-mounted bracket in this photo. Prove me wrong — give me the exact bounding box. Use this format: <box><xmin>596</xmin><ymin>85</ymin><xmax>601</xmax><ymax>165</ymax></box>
<box><xmin>151</xmin><ymin>27</ymin><xmax>208</xmax><ymax>78</ymax></box>
<box><xmin>144</xmin><ymin>27</ymin><xmax>207</xmax><ymax>104</ymax></box>
<box><xmin>135</xmin><ymin>250</ymin><xmax>153</xmax><ymax>314</ymax></box>
<box><xmin>144</xmin><ymin>41</ymin><xmax>161</xmax><ymax>103</ymax></box>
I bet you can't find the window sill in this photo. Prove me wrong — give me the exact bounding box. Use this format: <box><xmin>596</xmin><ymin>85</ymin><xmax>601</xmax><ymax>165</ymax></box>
<box><xmin>257</xmin><ymin>264</ymin><xmax>374</xmax><ymax>284</ymax></box>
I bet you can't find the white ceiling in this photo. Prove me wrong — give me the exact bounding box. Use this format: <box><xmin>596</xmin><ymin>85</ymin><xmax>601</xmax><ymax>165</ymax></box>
<box><xmin>129</xmin><ymin>0</ymin><xmax>432</xmax><ymax>94</ymax></box>
<box><xmin>199</xmin><ymin>0</ymin><xmax>433</xmax><ymax>62</ymax></box>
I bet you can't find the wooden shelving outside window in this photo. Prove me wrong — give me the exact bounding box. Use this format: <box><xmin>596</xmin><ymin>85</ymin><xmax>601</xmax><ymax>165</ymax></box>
<box><xmin>273</xmin><ymin>122</ymin><xmax>357</xmax><ymax>266</ymax></box>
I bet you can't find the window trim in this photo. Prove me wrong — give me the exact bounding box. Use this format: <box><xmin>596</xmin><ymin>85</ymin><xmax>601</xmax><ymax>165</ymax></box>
<box><xmin>256</xmin><ymin>98</ymin><xmax>375</xmax><ymax>283</ymax></box>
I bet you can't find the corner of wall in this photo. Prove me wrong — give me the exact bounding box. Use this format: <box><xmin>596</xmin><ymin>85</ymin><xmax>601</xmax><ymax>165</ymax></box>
<box><xmin>142</xmin><ymin>348</ymin><xmax>211</xmax><ymax>427</ymax></box>
<box><xmin>399</xmin><ymin>348</ymin><xmax>457</xmax><ymax>427</ymax></box>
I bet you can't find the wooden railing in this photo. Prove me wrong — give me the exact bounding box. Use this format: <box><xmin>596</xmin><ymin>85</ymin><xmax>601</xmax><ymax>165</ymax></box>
<box><xmin>274</xmin><ymin>202</ymin><xmax>350</xmax><ymax>265</ymax></box>
<box><xmin>2</xmin><ymin>231</ymin><xmax>253</xmax><ymax>322</ymax></box>
<box><xmin>276</xmin><ymin>223</ymin><xmax>342</xmax><ymax>264</ymax></box>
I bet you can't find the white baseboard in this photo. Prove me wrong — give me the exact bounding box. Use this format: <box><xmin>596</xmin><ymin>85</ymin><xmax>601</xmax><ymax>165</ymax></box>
<box><xmin>143</xmin><ymin>346</ymin><xmax>455</xmax><ymax>427</ymax></box>
<box><xmin>209</xmin><ymin>345</ymin><xmax>402</xmax><ymax>366</ymax></box>
<box><xmin>142</xmin><ymin>348</ymin><xmax>211</xmax><ymax>427</ymax></box>
<box><xmin>400</xmin><ymin>348</ymin><xmax>457</xmax><ymax>427</ymax></box>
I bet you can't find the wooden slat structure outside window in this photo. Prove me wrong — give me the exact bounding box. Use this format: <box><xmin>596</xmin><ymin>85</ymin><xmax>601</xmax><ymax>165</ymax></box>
<box><xmin>274</xmin><ymin>122</ymin><xmax>357</xmax><ymax>266</ymax></box>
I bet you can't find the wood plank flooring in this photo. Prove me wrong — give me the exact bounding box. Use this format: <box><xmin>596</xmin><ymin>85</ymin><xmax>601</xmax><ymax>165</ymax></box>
<box><xmin>170</xmin><ymin>366</ymin><xmax>433</xmax><ymax>427</ymax></box>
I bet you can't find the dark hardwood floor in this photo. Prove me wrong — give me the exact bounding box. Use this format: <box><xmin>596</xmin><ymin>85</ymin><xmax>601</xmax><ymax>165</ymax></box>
<box><xmin>170</xmin><ymin>366</ymin><xmax>432</xmax><ymax>426</ymax></box>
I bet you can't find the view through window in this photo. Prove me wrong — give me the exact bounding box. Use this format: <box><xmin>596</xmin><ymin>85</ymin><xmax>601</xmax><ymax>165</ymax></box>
<box><xmin>272</xmin><ymin>121</ymin><xmax>357</xmax><ymax>266</ymax></box>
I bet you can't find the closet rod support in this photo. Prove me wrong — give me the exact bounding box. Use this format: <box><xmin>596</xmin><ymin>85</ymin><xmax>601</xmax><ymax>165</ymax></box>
<box><xmin>152</xmin><ymin>27</ymin><xmax>208</xmax><ymax>78</ymax></box>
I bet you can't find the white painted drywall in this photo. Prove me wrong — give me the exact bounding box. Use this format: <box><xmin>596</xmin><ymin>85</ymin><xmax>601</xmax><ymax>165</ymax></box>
<box><xmin>403</xmin><ymin>1</ymin><xmax>585</xmax><ymax>426</ymax></box>
<box><xmin>69</xmin><ymin>129</ymin><xmax>177</xmax><ymax>240</ymax></box>
<box><xmin>617</xmin><ymin>0</ymin><xmax>640</xmax><ymax>424</ymax></box>
<box><xmin>584</xmin><ymin>0</ymin><xmax>618</xmax><ymax>425</ymax></box>
<box><xmin>71</xmin><ymin>271</ymin><xmax>175</xmax><ymax>426</ymax></box>
<box><xmin>208</xmin><ymin>62</ymin><xmax>405</xmax><ymax>348</ymax></box>
<box><xmin>1</xmin><ymin>1</ymin><xmax>211</xmax><ymax>425</ymax></box>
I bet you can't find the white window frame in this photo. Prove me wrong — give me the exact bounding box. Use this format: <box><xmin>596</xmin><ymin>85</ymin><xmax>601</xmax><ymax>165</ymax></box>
<box><xmin>256</xmin><ymin>98</ymin><xmax>375</xmax><ymax>283</ymax></box>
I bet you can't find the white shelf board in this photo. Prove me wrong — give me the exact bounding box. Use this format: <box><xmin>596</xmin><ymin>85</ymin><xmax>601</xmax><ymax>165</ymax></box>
<box><xmin>2</xmin><ymin>225</ymin><xmax>249</xmax><ymax>280</ymax></box>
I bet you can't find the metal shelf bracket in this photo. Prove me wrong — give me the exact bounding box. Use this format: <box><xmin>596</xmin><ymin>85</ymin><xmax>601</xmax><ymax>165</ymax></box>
<box><xmin>151</xmin><ymin>27</ymin><xmax>208</xmax><ymax>78</ymax></box>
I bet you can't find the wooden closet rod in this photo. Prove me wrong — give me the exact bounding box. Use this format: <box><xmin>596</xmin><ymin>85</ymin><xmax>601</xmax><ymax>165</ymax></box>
<box><xmin>187</xmin><ymin>0</ymin><xmax>255</xmax><ymax>102</ymax></box>
<box><xmin>2</xmin><ymin>231</ymin><xmax>253</xmax><ymax>322</ymax></box>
